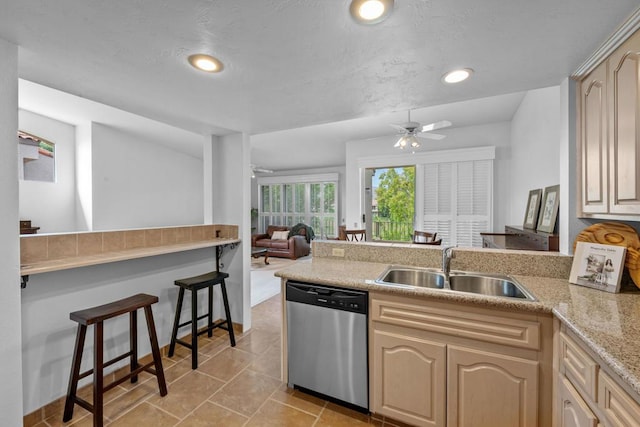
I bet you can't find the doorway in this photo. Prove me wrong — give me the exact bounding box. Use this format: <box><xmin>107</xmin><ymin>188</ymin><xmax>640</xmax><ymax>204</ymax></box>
<box><xmin>364</xmin><ymin>166</ymin><xmax>415</xmax><ymax>242</ymax></box>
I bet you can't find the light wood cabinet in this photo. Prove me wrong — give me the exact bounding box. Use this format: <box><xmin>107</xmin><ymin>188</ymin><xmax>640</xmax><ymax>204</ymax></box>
<box><xmin>578</xmin><ymin>28</ymin><xmax>640</xmax><ymax>217</ymax></box>
<box><xmin>447</xmin><ymin>345</ymin><xmax>539</xmax><ymax>427</ymax></box>
<box><xmin>556</xmin><ymin>327</ymin><xmax>640</xmax><ymax>427</ymax></box>
<box><xmin>580</xmin><ymin>61</ymin><xmax>608</xmax><ymax>214</ymax></box>
<box><xmin>369</xmin><ymin>293</ymin><xmax>552</xmax><ymax>427</ymax></box>
<box><xmin>607</xmin><ymin>32</ymin><xmax>640</xmax><ymax>214</ymax></box>
<box><xmin>558</xmin><ymin>377</ymin><xmax>600</xmax><ymax>427</ymax></box>
<box><xmin>372</xmin><ymin>329</ymin><xmax>446</xmax><ymax>427</ymax></box>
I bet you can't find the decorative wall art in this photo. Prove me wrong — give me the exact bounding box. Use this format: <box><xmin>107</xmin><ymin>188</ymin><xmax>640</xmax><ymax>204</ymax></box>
<box><xmin>18</xmin><ymin>130</ymin><xmax>55</xmax><ymax>182</ymax></box>
<box><xmin>537</xmin><ymin>185</ymin><xmax>559</xmax><ymax>233</ymax></box>
<box><xmin>523</xmin><ymin>188</ymin><xmax>542</xmax><ymax>229</ymax></box>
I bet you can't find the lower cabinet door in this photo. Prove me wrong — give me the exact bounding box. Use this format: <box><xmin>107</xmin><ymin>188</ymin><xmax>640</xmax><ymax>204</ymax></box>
<box><xmin>447</xmin><ymin>345</ymin><xmax>539</xmax><ymax>427</ymax></box>
<box><xmin>558</xmin><ymin>377</ymin><xmax>599</xmax><ymax>427</ymax></box>
<box><xmin>371</xmin><ymin>329</ymin><xmax>446</xmax><ymax>427</ymax></box>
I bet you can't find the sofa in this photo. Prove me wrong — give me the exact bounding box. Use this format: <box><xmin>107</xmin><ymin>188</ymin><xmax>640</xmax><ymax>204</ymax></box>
<box><xmin>251</xmin><ymin>225</ymin><xmax>311</xmax><ymax>259</ymax></box>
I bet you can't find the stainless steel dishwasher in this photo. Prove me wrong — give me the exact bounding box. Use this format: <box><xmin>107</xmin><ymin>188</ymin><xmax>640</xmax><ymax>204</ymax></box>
<box><xmin>286</xmin><ymin>280</ymin><xmax>368</xmax><ymax>411</ymax></box>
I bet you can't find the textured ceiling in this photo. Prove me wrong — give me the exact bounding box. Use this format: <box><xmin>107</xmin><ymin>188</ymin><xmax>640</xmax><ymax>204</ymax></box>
<box><xmin>1</xmin><ymin>0</ymin><xmax>639</xmax><ymax>165</ymax></box>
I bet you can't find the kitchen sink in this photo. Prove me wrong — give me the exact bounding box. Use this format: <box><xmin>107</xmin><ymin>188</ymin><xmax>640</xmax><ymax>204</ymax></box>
<box><xmin>374</xmin><ymin>266</ymin><xmax>535</xmax><ymax>301</ymax></box>
<box><xmin>448</xmin><ymin>273</ymin><xmax>535</xmax><ymax>300</ymax></box>
<box><xmin>376</xmin><ymin>266</ymin><xmax>446</xmax><ymax>289</ymax></box>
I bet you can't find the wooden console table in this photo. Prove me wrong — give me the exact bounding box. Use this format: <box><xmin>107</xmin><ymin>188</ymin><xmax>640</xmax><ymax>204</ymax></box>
<box><xmin>481</xmin><ymin>225</ymin><xmax>559</xmax><ymax>251</ymax></box>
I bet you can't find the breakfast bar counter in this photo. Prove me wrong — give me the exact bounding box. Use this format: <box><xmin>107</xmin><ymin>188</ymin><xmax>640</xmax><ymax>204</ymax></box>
<box><xmin>20</xmin><ymin>224</ymin><xmax>240</xmax><ymax>276</ymax></box>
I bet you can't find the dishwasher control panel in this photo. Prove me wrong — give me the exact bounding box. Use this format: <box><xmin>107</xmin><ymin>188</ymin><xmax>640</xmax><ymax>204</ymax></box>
<box><xmin>286</xmin><ymin>281</ymin><xmax>367</xmax><ymax>315</ymax></box>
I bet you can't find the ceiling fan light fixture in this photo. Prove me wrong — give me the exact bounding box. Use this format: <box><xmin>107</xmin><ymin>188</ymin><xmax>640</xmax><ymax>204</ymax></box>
<box><xmin>394</xmin><ymin>135</ymin><xmax>407</xmax><ymax>149</ymax></box>
<box><xmin>188</xmin><ymin>54</ymin><xmax>224</xmax><ymax>73</ymax></box>
<box><xmin>442</xmin><ymin>68</ymin><xmax>473</xmax><ymax>84</ymax></box>
<box><xmin>350</xmin><ymin>0</ymin><xmax>394</xmax><ymax>25</ymax></box>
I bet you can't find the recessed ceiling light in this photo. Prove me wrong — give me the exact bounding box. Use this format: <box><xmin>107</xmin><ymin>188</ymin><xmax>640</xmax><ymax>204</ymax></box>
<box><xmin>442</xmin><ymin>68</ymin><xmax>473</xmax><ymax>84</ymax></box>
<box><xmin>350</xmin><ymin>0</ymin><xmax>394</xmax><ymax>25</ymax></box>
<box><xmin>188</xmin><ymin>54</ymin><xmax>224</xmax><ymax>73</ymax></box>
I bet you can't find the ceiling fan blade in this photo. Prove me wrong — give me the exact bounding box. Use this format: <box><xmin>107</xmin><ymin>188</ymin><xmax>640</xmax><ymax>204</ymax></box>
<box><xmin>417</xmin><ymin>133</ymin><xmax>446</xmax><ymax>140</ymax></box>
<box><xmin>389</xmin><ymin>123</ymin><xmax>409</xmax><ymax>132</ymax></box>
<box><xmin>421</xmin><ymin>120</ymin><xmax>452</xmax><ymax>132</ymax></box>
<box><xmin>250</xmin><ymin>164</ymin><xmax>274</xmax><ymax>173</ymax></box>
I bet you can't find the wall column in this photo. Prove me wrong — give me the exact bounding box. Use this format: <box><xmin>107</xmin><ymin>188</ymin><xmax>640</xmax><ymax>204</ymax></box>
<box><xmin>203</xmin><ymin>134</ymin><xmax>220</xmax><ymax>224</ymax></box>
<box><xmin>0</xmin><ymin>37</ymin><xmax>24</xmax><ymax>425</ymax></box>
<box><xmin>559</xmin><ymin>77</ymin><xmax>586</xmax><ymax>253</ymax></box>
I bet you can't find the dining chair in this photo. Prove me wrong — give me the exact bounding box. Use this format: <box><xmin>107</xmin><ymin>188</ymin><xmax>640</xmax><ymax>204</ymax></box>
<box><xmin>413</xmin><ymin>230</ymin><xmax>437</xmax><ymax>244</ymax></box>
<box><xmin>344</xmin><ymin>229</ymin><xmax>366</xmax><ymax>242</ymax></box>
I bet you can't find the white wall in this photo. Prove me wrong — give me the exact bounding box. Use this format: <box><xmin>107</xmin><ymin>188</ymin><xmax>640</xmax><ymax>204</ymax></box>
<box><xmin>75</xmin><ymin>124</ymin><xmax>93</xmax><ymax>231</ymax></box>
<box><xmin>0</xmin><ymin>37</ymin><xmax>24</xmax><ymax>426</ymax></box>
<box><xmin>345</xmin><ymin>122</ymin><xmax>512</xmax><ymax>232</ymax></box>
<box><xmin>508</xmin><ymin>86</ymin><xmax>562</xmax><ymax>225</ymax></box>
<box><xmin>92</xmin><ymin>123</ymin><xmax>204</xmax><ymax>230</ymax></box>
<box><xmin>19</xmin><ymin>109</ymin><xmax>78</xmax><ymax>233</ymax></box>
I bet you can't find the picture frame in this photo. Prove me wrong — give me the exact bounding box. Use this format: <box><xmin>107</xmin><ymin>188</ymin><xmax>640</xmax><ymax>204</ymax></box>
<box><xmin>569</xmin><ymin>242</ymin><xmax>626</xmax><ymax>293</ymax></box>
<box><xmin>523</xmin><ymin>188</ymin><xmax>542</xmax><ymax>229</ymax></box>
<box><xmin>536</xmin><ymin>185</ymin><xmax>559</xmax><ymax>233</ymax></box>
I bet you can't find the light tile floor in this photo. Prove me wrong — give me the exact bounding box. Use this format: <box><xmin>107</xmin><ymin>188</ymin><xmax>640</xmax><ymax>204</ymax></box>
<box><xmin>42</xmin><ymin>294</ymin><xmax>410</xmax><ymax>427</ymax></box>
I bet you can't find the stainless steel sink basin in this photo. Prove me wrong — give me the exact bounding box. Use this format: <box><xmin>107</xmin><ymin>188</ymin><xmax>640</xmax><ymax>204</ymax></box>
<box><xmin>374</xmin><ymin>266</ymin><xmax>535</xmax><ymax>301</ymax></box>
<box><xmin>375</xmin><ymin>266</ymin><xmax>445</xmax><ymax>289</ymax></box>
<box><xmin>448</xmin><ymin>273</ymin><xmax>535</xmax><ymax>300</ymax></box>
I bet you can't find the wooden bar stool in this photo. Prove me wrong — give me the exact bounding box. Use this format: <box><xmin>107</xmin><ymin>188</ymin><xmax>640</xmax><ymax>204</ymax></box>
<box><xmin>168</xmin><ymin>271</ymin><xmax>236</xmax><ymax>369</ymax></box>
<box><xmin>63</xmin><ymin>293</ymin><xmax>167</xmax><ymax>427</ymax></box>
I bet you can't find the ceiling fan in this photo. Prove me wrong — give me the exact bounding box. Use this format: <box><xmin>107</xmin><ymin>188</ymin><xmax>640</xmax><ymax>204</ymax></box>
<box><xmin>390</xmin><ymin>110</ymin><xmax>452</xmax><ymax>149</ymax></box>
<box><xmin>250</xmin><ymin>164</ymin><xmax>273</xmax><ymax>179</ymax></box>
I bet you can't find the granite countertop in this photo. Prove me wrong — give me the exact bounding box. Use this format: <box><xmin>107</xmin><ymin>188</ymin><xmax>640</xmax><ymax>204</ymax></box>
<box><xmin>275</xmin><ymin>257</ymin><xmax>640</xmax><ymax>397</ymax></box>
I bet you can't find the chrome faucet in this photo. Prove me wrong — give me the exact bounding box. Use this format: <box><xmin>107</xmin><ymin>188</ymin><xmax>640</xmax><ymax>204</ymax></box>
<box><xmin>442</xmin><ymin>246</ymin><xmax>456</xmax><ymax>280</ymax></box>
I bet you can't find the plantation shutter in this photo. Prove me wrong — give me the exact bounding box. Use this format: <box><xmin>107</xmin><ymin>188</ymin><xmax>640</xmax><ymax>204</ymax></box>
<box><xmin>421</xmin><ymin>159</ymin><xmax>492</xmax><ymax>247</ymax></box>
<box><xmin>422</xmin><ymin>163</ymin><xmax>453</xmax><ymax>245</ymax></box>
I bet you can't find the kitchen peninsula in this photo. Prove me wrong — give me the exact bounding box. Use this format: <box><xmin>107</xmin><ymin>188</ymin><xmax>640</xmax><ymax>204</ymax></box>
<box><xmin>276</xmin><ymin>240</ymin><xmax>640</xmax><ymax>426</ymax></box>
<box><xmin>20</xmin><ymin>224</ymin><xmax>241</xmax><ymax>420</ymax></box>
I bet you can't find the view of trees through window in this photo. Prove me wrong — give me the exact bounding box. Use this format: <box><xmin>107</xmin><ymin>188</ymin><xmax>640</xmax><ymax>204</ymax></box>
<box><xmin>372</xmin><ymin>166</ymin><xmax>415</xmax><ymax>241</ymax></box>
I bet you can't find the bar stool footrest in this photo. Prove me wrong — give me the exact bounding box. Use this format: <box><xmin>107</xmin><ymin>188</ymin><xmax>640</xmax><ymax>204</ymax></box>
<box><xmin>174</xmin><ymin>338</ymin><xmax>193</xmax><ymax>349</ymax></box>
<box><xmin>78</xmin><ymin>351</ymin><xmax>134</xmax><ymax>380</ymax></box>
<box><xmin>103</xmin><ymin>360</ymin><xmax>156</xmax><ymax>393</ymax></box>
<box><xmin>72</xmin><ymin>396</ymin><xmax>93</xmax><ymax>414</ymax></box>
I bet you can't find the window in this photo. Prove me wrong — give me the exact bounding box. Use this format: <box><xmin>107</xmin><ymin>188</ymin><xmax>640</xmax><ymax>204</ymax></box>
<box><xmin>358</xmin><ymin>146</ymin><xmax>495</xmax><ymax>248</ymax></box>
<box><xmin>368</xmin><ymin>166</ymin><xmax>415</xmax><ymax>242</ymax></box>
<box><xmin>18</xmin><ymin>130</ymin><xmax>55</xmax><ymax>182</ymax></box>
<box><xmin>258</xmin><ymin>174</ymin><xmax>339</xmax><ymax>238</ymax></box>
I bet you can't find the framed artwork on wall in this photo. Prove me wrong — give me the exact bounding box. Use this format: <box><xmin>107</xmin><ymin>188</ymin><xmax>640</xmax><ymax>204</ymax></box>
<box><xmin>18</xmin><ymin>130</ymin><xmax>55</xmax><ymax>182</ymax></box>
<box><xmin>523</xmin><ymin>188</ymin><xmax>542</xmax><ymax>229</ymax></box>
<box><xmin>537</xmin><ymin>185</ymin><xmax>559</xmax><ymax>233</ymax></box>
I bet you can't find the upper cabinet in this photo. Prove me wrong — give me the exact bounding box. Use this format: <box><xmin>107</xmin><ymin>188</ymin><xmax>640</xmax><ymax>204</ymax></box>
<box><xmin>578</xmin><ymin>28</ymin><xmax>640</xmax><ymax>218</ymax></box>
<box><xmin>580</xmin><ymin>61</ymin><xmax>608</xmax><ymax>214</ymax></box>
<box><xmin>608</xmin><ymin>32</ymin><xmax>640</xmax><ymax>214</ymax></box>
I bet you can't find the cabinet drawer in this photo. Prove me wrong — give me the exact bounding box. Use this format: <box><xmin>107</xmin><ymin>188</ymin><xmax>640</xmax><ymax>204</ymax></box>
<box><xmin>559</xmin><ymin>332</ymin><xmax>599</xmax><ymax>402</ymax></box>
<box><xmin>598</xmin><ymin>370</ymin><xmax>640</xmax><ymax>426</ymax></box>
<box><xmin>370</xmin><ymin>297</ymin><xmax>540</xmax><ymax>350</ymax></box>
<box><xmin>558</xmin><ymin>377</ymin><xmax>600</xmax><ymax>427</ymax></box>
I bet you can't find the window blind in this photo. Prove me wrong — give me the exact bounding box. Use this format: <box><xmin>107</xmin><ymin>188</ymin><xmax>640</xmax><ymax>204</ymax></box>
<box><xmin>421</xmin><ymin>159</ymin><xmax>492</xmax><ymax>247</ymax></box>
